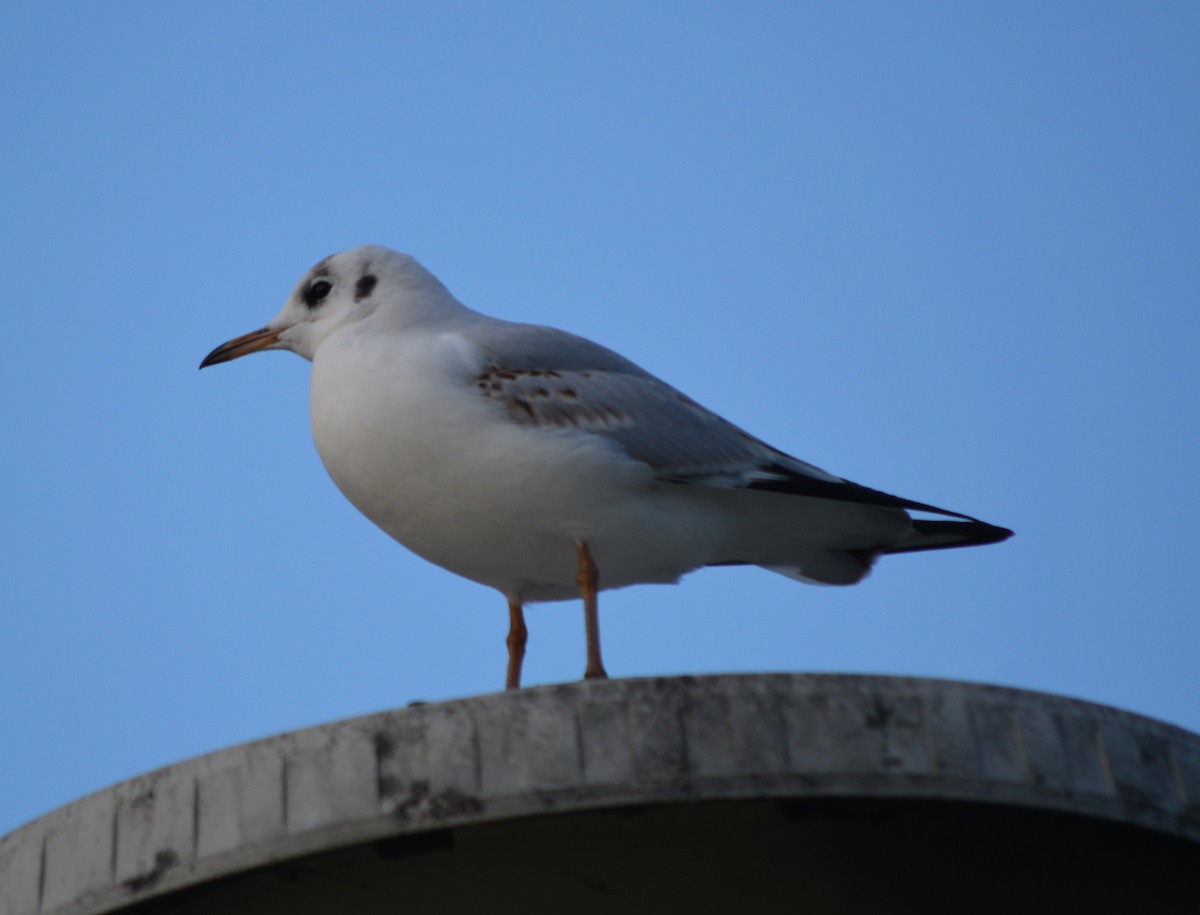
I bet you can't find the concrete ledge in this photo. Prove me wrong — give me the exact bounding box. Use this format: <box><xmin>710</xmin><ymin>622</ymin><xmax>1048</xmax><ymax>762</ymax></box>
<box><xmin>3</xmin><ymin>674</ymin><xmax>1199</xmax><ymax>913</ymax></box>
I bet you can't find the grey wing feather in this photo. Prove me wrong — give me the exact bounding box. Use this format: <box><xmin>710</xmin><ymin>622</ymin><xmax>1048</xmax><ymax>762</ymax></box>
<box><xmin>468</xmin><ymin>322</ymin><xmax>655</xmax><ymax>376</ymax></box>
<box><xmin>465</xmin><ymin>321</ymin><xmax>843</xmax><ymax>485</ymax></box>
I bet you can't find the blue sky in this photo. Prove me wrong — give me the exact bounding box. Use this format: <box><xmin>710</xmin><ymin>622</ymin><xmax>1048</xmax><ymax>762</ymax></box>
<box><xmin>2</xmin><ymin>2</ymin><xmax>1197</xmax><ymax>835</ymax></box>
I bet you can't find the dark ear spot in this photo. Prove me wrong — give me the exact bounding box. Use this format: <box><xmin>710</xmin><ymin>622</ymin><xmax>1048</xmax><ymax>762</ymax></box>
<box><xmin>303</xmin><ymin>279</ymin><xmax>333</xmax><ymax>308</ymax></box>
<box><xmin>355</xmin><ymin>274</ymin><xmax>378</xmax><ymax>302</ymax></box>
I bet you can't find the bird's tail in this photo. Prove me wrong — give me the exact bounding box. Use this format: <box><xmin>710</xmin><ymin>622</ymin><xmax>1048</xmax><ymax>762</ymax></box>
<box><xmin>755</xmin><ymin>518</ymin><xmax>1012</xmax><ymax>586</ymax></box>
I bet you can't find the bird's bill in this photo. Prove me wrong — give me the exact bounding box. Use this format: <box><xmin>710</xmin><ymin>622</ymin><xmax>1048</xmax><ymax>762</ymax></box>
<box><xmin>199</xmin><ymin>327</ymin><xmax>280</xmax><ymax>368</ymax></box>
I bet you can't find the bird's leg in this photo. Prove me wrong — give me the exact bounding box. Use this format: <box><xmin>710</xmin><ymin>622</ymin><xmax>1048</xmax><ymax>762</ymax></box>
<box><xmin>505</xmin><ymin>594</ymin><xmax>527</xmax><ymax>691</ymax></box>
<box><xmin>576</xmin><ymin>541</ymin><xmax>608</xmax><ymax>681</ymax></box>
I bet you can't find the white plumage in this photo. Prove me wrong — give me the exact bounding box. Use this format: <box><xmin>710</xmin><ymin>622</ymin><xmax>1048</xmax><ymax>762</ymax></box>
<box><xmin>202</xmin><ymin>245</ymin><xmax>1010</xmax><ymax>687</ymax></box>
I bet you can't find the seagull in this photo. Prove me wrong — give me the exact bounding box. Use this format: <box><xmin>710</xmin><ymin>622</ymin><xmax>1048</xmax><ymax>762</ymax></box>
<box><xmin>201</xmin><ymin>245</ymin><xmax>1011</xmax><ymax>689</ymax></box>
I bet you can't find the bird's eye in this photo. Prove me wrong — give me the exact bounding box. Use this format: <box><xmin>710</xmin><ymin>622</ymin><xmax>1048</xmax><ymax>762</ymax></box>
<box><xmin>304</xmin><ymin>280</ymin><xmax>333</xmax><ymax>308</ymax></box>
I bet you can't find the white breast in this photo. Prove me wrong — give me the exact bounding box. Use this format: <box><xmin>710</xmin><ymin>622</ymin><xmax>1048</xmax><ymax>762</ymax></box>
<box><xmin>308</xmin><ymin>327</ymin><xmax>726</xmax><ymax>601</ymax></box>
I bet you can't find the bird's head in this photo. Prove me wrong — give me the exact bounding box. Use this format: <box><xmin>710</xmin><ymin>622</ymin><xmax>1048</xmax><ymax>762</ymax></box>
<box><xmin>200</xmin><ymin>245</ymin><xmax>458</xmax><ymax>368</ymax></box>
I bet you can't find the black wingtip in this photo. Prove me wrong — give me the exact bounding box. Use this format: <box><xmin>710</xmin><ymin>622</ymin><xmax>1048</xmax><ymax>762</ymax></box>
<box><xmin>746</xmin><ymin>464</ymin><xmax>1007</xmax><ymax>528</ymax></box>
<box><xmin>881</xmin><ymin>519</ymin><xmax>1014</xmax><ymax>555</ymax></box>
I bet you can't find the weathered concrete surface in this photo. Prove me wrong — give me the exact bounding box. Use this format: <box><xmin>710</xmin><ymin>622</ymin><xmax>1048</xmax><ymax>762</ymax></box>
<box><xmin>2</xmin><ymin>675</ymin><xmax>1198</xmax><ymax>914</ymax></box>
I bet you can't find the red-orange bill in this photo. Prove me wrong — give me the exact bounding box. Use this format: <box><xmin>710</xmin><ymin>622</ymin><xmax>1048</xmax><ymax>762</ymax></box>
<box><xmin>199</xmin><ymin>327</ymin><xmax>280</xmax><ymax>368</ymax></box>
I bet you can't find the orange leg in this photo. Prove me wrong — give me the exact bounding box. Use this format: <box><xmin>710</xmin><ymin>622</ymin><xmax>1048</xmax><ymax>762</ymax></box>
<box><xmin>505</xmin><ymin>594</ymin><xmax>527</xmax><ymax>691</ymax></box>
<box><xmin>576</xmin><ymin>542</ymin><xmax>608</xmax><ymax>681</ymax></box>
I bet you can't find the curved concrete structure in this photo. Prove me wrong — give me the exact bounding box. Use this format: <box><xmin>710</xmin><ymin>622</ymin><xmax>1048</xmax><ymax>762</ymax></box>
<box><xmin>3</xmin><ymin>675</ymin><xmax>1198</xmax><ymax>913</ymax></box>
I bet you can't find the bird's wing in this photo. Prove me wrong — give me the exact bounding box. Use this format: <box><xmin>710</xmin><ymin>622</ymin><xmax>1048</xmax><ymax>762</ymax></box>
<box><xmin>464</xmin><ymin>322</ymin><xmax>1008</xmax><ymax>535</ymax></box>
<box><xmin>466</xmin><ymin>321</ymin><xmax>838</xmax><ymax>481</ymax></box>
